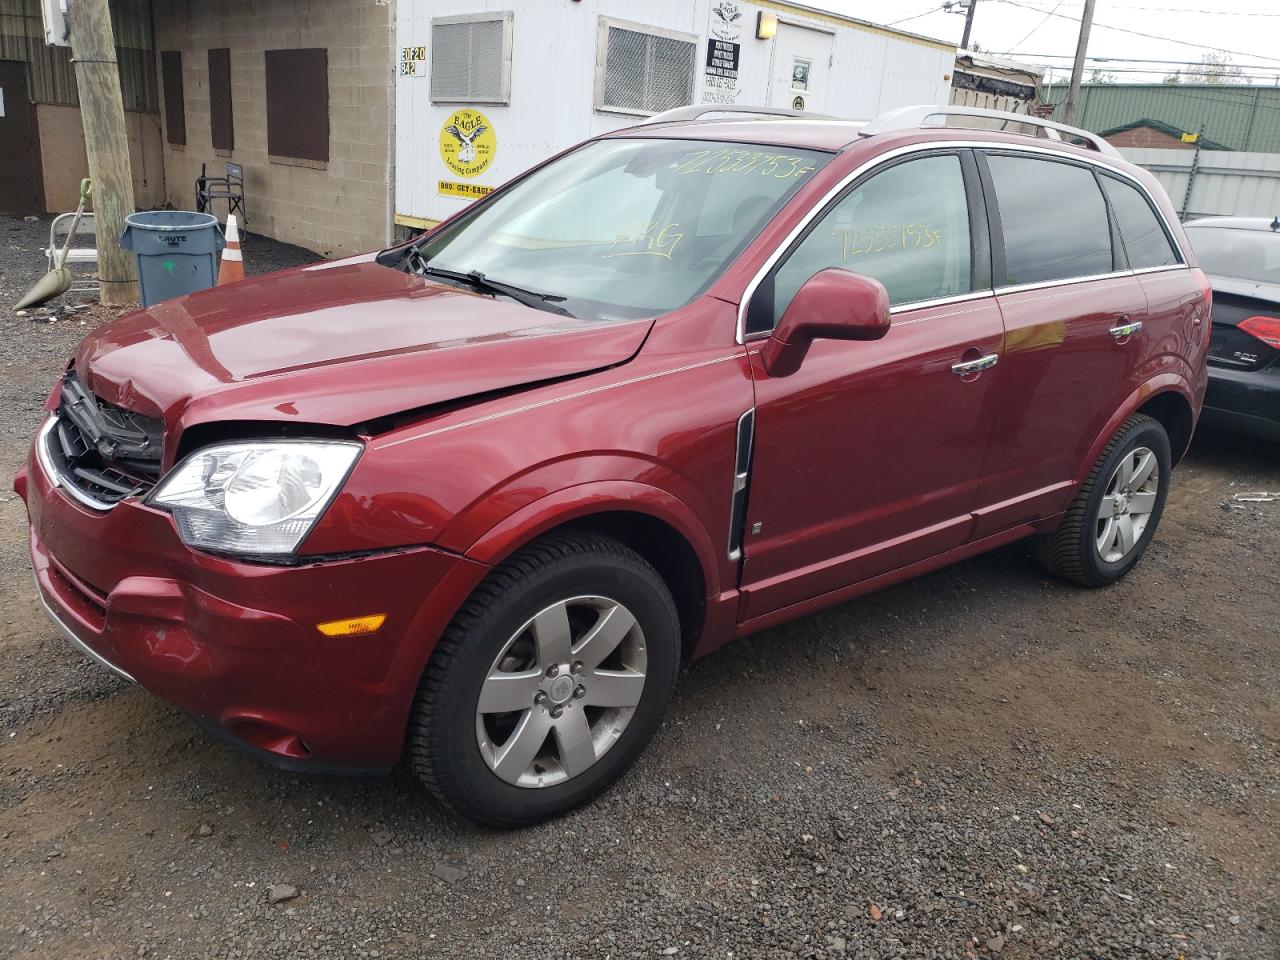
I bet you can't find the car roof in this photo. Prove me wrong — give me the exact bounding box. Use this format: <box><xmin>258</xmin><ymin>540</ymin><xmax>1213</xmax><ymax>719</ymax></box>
<box><xmin>1185</xmin><ymin>216</ymin><xmax>1280</xmax><ymax>232</ymax></box>
<box><xmin>603</xmin><ymin>108</ymin><xmax>1130</xmax><ymax>164</ymax></box>
<box><xmin>605</xmin><ymin>118</ymin><xmax>870</xmax><ymax>152</ymax></box>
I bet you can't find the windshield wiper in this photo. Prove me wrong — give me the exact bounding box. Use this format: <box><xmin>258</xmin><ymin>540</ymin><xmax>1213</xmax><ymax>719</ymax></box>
<box><xmin>417</xmin><ymin>264</ymin><xmax>573</xmax><ymax>317</ymax></box>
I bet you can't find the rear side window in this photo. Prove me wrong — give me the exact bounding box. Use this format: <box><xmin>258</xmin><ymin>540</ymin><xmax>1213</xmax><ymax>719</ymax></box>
<box><xmin>988</xmin><ymin>155</ymin><xmax>1112</xmax><ymax>285</ymax></box>
<box><xmin>767</xmin><ymin>153</ymin><xmax>973</xmax><ymax>321</ymax></box>
<box><xmin>1101</xmin><ymin>176</ymin><xmax>1180</xmax><ymax>269</ymax></box>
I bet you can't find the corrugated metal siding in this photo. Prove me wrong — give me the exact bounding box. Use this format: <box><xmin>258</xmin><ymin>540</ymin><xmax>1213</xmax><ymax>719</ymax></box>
<box><xmin>0</xmin><ymin>0</ymin><xmax>156</xmax><ymax>112</ymax></box>
<box><xmin>1121</xmin><ymin>147</ymin><xmax>1280</xmax><ymax>220</ymax></box>
<box><xmin>1045</xmin><ymin>83</ymin><xmax>1280</xmax><ymax>153</ymax></box>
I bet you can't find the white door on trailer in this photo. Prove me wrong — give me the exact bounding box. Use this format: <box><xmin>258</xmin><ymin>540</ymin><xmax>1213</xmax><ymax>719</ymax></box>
<box><xmin>768</xmin><ymin>23</ymin><xmax>833</xmax><ymax>113</ymax></box>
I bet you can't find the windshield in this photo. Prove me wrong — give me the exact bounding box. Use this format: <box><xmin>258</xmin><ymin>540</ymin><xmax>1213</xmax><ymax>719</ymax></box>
<box><xmin>409</xmin><ymin>138</ymin><xmax>831</xmax><ymax>320</ymax></box>
<box><xmin>1186</xmin><ymin>225</ymin><xmax>1280</xmax><ymax>286</ymax></box>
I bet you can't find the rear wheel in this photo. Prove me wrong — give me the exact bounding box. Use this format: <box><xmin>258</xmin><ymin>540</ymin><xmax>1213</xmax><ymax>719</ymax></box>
<box><xmin>407</xmin><ymin>533</ymin><xmax>680</xmax><ymax>827</ymax></box>
<box><xmin>1034</xmin><ymin>414</ymin><xmax>1171</xmax><ymax>587</ymax></box>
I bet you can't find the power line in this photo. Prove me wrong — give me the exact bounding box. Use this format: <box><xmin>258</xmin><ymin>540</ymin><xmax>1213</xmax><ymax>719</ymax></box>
<box><xmin>1070</xmin><ymin>66</ymin><xmax>1280</xmax><ymax>78</ymax></box>
<box><xmin>884</xmin><ymin>6</ymin><xmax>941</xmax><ymax>26</ymax></box>
<box><xmin>993</xmin><ymin>0</ymin><xmax>1280</xmax><ymax>64</ymax></box>
<box><xmin>1008</xmin><ymin>0</ymin><xmax>1067</xmax><ymax>50</ymax></box>
<box><xmin>1003</xmin><ymin>53</ymin><xmax>1280</xmax><ymax>66</ymax></box>
<box><xmin>1014</xmin><ymin>1</ymin><xmax>1280</xmax><ymax>12</ymax></box>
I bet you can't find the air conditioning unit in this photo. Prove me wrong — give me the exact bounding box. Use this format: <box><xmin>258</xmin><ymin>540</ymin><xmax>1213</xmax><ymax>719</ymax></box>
<box><xmin>41</xmin><ymin>0</ymin><xmax>70</xmax><ymax>47</ymax></box>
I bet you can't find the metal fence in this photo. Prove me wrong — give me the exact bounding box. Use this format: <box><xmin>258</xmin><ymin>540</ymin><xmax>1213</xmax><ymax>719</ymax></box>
<box><xmin>0</xmin><ymin>0</ymin><xmax>156</xmax><ymax>112</ymax></box>
<box><xmin>1120</xmin><ymin>147</ymin><xmax>1280</xmax><ymax>221</ymax></box>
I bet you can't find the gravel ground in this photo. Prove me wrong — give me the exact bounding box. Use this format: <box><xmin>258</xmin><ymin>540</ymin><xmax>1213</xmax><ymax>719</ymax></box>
<box><xmin>1</xmin><ymin>213</ymin><xmax>1277</xmax><ymax>959</ymax></box>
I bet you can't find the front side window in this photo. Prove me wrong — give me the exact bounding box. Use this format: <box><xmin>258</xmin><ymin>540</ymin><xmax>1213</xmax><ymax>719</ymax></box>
<box><xmin>1101</xmin><ymin>175</ymin><xmax>1179</xmax><ymax>270</ymax></box>
<box><xmin>988</xmin><ymin>155</ymin><xmax>1113</xmax><ymax>286</ymax></box>
<box><xmin>1186</xmin><ymin>226</ymin><xmax>1280</xmax><ymax>285</ymax></box>
<box><xmin>759</xmin><ymin>153</ymin><xmax>973</xmax><ymax>330</ymax></box>
<box><xmin>412</xmin><ymin>139</ymin><xmax>830</xmax><ymax>320</ymax></box>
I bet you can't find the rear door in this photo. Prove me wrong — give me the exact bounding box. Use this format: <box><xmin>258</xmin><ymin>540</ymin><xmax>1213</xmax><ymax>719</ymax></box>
<box><xmin>973</xmin><ymin>151</ymin><xmax>1149</xmax><ymax>537</ymax></box>
<box><xmin>739</xmin><ymin>149</ymin><xmax>1003</xmax><ymax>620</ymax></box>
<box><xmin>1099</xmin><ymin>172</ymin><xmax>1204</xmax><ymax>423</ymax></box>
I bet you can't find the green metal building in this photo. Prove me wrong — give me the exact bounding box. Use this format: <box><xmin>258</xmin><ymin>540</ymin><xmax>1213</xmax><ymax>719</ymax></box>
<box><xmin>1043</xmin><ymin>83</ymin><xmax>1280</xmax><ymax>153</ymax></box>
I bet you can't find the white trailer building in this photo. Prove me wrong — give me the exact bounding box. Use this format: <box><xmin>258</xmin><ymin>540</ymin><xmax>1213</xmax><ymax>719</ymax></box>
<box><xmin>394</xmin><ymin>0</ymin><xmax>956</xmax><ymax>229</ymax></box>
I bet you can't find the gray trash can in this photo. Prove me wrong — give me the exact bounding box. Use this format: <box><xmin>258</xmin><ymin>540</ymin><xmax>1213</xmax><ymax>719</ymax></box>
<box><xmin>120</xmin><ymin>211</ymin><xmax>226</xmax><ymax>307</ymax></box>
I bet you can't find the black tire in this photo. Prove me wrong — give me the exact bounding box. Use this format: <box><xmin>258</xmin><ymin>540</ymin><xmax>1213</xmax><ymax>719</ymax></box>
<box><xmin>407</xmin><ymin>533</ymin><xmax>680</xmax><ymax>828</ymax></box>
<box><xmin>1033</xmin><ymin>414</ymin><xmax>1172</xmax><ymax>588</ymax></box>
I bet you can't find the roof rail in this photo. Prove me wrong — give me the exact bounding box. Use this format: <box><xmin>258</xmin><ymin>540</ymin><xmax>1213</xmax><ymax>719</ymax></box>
<box><xmin>640</xmin><ymin>104</ymin><xmax>838</xmax><ymax>125</ymax></box>
<box><xmin>860</xmin><ymin>104</ymin><xmax>1122</xmax><ymax>158</ymax></box>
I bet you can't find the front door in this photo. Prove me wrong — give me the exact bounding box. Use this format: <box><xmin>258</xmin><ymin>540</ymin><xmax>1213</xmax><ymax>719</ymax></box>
<box><xmin>768</xmin><ymin>23</ymin><xmax>832</xmax><ymax>113</ymax></box>
<box><xmin>0</xmin><ymin>60</ymin><xmax>45</xmax><ymax>214</ymax></box>
<box><xmin>738</xmin><ymin>150</ymin><xmax>1002</xmax><ymax>621</ymax></box>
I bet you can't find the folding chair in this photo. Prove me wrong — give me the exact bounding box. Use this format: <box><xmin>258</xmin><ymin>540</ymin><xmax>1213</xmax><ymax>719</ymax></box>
<box><xmin>44</xmin><ymin>212</ymin><xmax>100</xmax><ymax>294</ymax></box>
<box><xmin>195</xmin><ymin>161</ymin><xmax>247</xmax><ymax>227</ymax></box>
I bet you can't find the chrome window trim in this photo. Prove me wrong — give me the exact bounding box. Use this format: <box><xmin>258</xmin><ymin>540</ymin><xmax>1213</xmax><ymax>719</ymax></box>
<box><xmin>1130</xmin><ymin>264</ymin><xmax>1190</xmax><ymax>277</ymax></box>
<box><xmin>996</xmin><ymin>269</ymin><xmax>1133</xmax><ymax>297</ymax></box>
<box><xmin>36</xmin><ymin>415</ymin><xmax>120</xmax><ymax>513</ymax></box>
<box><xmin>888</xmin><ymin>289</ymin><xmax>994</xmax><ymax>316</ymax></box>
<box><xmin>735</xmin><ymin>140</ymin><xmax>1187</xmax><ymax>344</ymax></box>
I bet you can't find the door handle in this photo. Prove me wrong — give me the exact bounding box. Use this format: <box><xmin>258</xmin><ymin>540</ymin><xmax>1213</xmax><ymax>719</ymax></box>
<box><xmin>1109</xmin><ymin>319</ymin><xmax>1143</xmax><ymax>339</ymax></box>
<box><xmin>951</xmin><ymin>353</ymin><xmax>999</xmax><ymax>376</ymax></box>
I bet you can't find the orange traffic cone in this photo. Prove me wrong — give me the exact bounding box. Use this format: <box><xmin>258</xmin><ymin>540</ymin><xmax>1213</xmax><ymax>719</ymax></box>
<box><xmin>218</xmin><ymin>213</ymin><xmax>245</xmax><ymax>285</ymax></box>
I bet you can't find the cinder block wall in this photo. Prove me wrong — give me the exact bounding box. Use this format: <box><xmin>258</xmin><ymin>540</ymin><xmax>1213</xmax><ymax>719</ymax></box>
<box><xmin>153</xmin><ymin>0</ymin><xmax>394</xmax><ymax>258</ymax></box>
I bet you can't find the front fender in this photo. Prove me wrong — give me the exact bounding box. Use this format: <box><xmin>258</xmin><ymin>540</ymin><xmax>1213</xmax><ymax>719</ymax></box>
<box><xmin>456</xmin><ymin>478</ymin><xmax>724</xmax><ymax>601</ymax></box>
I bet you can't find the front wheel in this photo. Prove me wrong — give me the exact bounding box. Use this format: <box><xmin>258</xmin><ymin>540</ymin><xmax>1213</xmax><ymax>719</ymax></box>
<box><xmin>407</xmin><ymin>533</ymin><xmax>680</xmax><ymax>827</ymax></box>
<box><xmin>1034</xmin><ymin>414</ymin><xmax>1172</xmax><ymax>587</ymax></box>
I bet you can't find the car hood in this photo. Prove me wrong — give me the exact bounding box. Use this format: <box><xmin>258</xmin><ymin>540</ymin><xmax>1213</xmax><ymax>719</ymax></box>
<box><xmin>73</xmin><ymin>257</ymin><xmax>651</xmax><ymax>459</ymax></box>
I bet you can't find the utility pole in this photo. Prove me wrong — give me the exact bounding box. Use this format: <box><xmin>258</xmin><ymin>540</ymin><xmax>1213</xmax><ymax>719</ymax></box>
<box><xmin>1060</xmin><ymin>0</ymin><xmax>1096</xmax><ymax>127</ymax></box>
<box><xmin>69</xmin><ymin>0</ymin><xmax>138</xmax><ymax>305</ymax></box>
<box><xmin>960</xmin><ymin>0</ymin><xmax>978</xmax><ymax>51</ymax></box>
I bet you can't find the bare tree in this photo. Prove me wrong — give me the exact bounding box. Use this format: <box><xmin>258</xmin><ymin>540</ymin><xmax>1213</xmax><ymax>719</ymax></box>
<box><xmin>1164</xmin><ymin>53</ymin><xmax>1248</xmax><ymax>85</ymax></box>
<box><xmin>1088</xmin><ymin>69</ymin><xmax>1118</xmax><ymax>84</ymax></box>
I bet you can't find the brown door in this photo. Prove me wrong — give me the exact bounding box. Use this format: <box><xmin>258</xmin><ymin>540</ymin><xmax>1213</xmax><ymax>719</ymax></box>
<box><xmin>0</xmin><ymin>60</ymin><xmax>45</xmax><ymax>214</ymax></box>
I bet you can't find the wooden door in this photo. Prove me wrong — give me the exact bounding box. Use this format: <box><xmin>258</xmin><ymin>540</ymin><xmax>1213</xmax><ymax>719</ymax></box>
<box><xmin>0</xmin><ymin>60</ymin><xmax>45</xmax><ymax>214</ymax></box>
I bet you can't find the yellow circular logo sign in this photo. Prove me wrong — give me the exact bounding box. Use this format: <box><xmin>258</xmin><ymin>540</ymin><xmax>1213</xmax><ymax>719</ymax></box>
<box><xmin>439</xmin><ymin>109</ymin><xmax>496</xmax><ymax>179</ymax></box>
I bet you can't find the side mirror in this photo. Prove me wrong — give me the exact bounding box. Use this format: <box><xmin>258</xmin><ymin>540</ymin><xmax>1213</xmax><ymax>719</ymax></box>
<box><xmin>760</xmin><ymin>268</ymin><xmax>891</xmax><ymax>376</ymax></box>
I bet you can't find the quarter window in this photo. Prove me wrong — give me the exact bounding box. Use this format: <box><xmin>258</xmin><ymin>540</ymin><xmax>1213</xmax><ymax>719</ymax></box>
<box><xmin>1101</xmin><ymin>175</ymin><xmax>1179</xmax><ymax>269</ymax></box>
<box><xmin>765</xmin><ymin>154</ymin><xmax>973</xmax><ymax>325</ymax></box>
<box><xmin>987</xmin><ymin>155</ymin><xmax>1113</xmax><ymax>285</ymax></box>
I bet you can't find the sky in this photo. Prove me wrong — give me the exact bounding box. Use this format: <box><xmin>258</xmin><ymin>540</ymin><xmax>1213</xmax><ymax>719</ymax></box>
<box><xmin>813</xmin><ymin>0</ymin><xmax>1280</xmax><ymax>85</ymax></box>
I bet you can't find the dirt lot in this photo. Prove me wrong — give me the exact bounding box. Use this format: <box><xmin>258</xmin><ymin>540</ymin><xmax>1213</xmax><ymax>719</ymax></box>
<box><xmin>1</xmin><ymin>215</ymin><xmax>1277</xmax><ymax>959</ymax></box>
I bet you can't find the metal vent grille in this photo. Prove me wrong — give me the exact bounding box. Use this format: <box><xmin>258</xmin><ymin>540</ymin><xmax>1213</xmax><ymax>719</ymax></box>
<box><xmin>602</xmin><ymin>25</ymin><xmax>695</xmax><ymax>114</ymax></box>
<box><xmin>431</xmin><ymin>17</ymin><xmax>506</xmax><ymax>102</ymax></box>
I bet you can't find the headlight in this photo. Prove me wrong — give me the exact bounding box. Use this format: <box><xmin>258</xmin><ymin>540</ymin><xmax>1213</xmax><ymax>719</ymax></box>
<box><xmin>149</xmin><ymin>440</ymin><xmax>361</xmax><ymax>556</ymax></box>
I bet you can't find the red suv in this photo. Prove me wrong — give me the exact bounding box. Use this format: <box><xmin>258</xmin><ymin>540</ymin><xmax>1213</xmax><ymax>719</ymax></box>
<box><xmin>15</xmin><ymin>105</ymin><xmax>1209</xmax><ymax>826</ymax></box>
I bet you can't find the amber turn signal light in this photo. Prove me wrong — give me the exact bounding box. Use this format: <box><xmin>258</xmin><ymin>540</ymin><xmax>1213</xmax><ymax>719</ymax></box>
<box><xmin>315</xmin><ymin>614</ymin><xmax>387</xmax><ymax>637</ymax></box>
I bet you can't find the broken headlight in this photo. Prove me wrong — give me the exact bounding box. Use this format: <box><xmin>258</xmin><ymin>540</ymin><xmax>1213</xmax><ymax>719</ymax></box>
<box><xmin>148</xmin><ymin>441</ymin><xmax>361</xmax><ymax>556</ymax></box>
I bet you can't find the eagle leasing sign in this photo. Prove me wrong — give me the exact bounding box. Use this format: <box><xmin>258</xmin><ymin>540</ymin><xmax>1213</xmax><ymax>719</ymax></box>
<box><xmin>440</xmin><ymin>109</ymin><xmax>496</xmax><ymax>179</ymax></box>
<box><xmin>438</xmin><ymin>181</ymin><xmax>495</xmax><ymax>200</ymax></box>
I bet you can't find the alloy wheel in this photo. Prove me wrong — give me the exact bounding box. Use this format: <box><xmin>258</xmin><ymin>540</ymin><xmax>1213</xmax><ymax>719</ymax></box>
<box><xmin>1095</xmin><ymin>445</ymin><xmax>1159</xmax><ymax>563</ymax></box>
<box><xmin>475</xmin><ymin>595</ymin><xmax>647</xmax><ymax>788</ymax></box>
